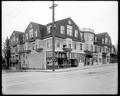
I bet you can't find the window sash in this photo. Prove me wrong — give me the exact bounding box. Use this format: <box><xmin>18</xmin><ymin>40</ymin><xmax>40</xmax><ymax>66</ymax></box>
<box><xmin>35</xmin><ymin>30</ymin><xmax>37</xmax><ymax>37</ymax></box>
<box><xmin>80</xmin><ymin>44</ymin><xmax>82</xmax><ymax>50</ymax></box>
<box><xmin>29</xmin><ymin>29</ymin><xmax>33</xmax><ymax>38</ymax></box>
<box><xmin>67</xmin><ymin>25</ymin><xmax>73</xmax><ymax>36</ymax></box>
<box><xmin>47</xmin><ymin>25</ymin><xmax>52</xmax><ymax>34</ymax></box>
<box><xmin>60</xmin><ymin>26</ymin><xmax>65</xmax><ymax>34</ymax></box>
<box><xmin>75</xmin><ymin>30</ymin><xmax>78</xmax><ymax>37</ymax></box>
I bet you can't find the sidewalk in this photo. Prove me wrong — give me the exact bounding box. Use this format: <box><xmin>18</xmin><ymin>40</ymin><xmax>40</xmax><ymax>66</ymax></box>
<box><xmin>2</xmin><ymin>63</ymin><xmax>117</xmax><ymax>73</ymax></box>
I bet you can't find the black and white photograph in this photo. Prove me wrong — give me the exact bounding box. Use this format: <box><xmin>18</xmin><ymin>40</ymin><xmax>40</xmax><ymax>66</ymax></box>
<box><xmin>2</xmin><ymin>1</ymin><xmax>118</xmax><ymax>95</ymax></box>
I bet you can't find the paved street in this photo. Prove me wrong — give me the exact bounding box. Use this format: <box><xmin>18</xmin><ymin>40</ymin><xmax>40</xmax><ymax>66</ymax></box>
<box><xmin>2</xmin><ymin>63</ymin><xmax>118</xmax><ymax>94</ymax></box>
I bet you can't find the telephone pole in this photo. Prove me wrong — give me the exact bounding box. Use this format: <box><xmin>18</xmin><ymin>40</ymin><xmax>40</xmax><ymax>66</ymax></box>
<box><xmin>49</xmin><ymin>1</ymin><xmax>58</xmax><ymax>71</ymax></box>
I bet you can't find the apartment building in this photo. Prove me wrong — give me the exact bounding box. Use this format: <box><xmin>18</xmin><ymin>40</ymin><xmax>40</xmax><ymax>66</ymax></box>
<box><xmin>9</xmin><ymin>18</ymin><xmax>116</xmax><ymax>70</ymax></box>
<box><xmin>81</xmin><ymin>28</ymin><xmax>97</xmax><ymax>66</ymax></box>
<box><xmin>10</xmin><ymin>31</ymin><xmax>25</xmax><ymax>69</ymax></box>
<box><xmin>94</xmin><ymin>32</ymin><xmax>112</xmax><ymax>64</ymax></box>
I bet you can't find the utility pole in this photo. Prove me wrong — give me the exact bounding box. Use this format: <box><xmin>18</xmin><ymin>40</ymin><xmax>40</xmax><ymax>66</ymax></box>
<box><xmin>49</xmin><ymin>1</ymin><xmax>58</xmax><ymax>71</ymax></box>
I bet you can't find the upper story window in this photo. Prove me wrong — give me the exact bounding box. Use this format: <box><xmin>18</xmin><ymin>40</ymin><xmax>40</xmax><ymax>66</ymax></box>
<box><xmin>80</xmin><ymin>32</ymin><xmax>83</xmax><ymax>40</ymax></box>
<box><xmin>95</xmin><ymin>37</ymin><xmax>97</xmax><ymax>42</ymax></box>
<box><xmin>112</xmin><ymin>47</ymin><xmax>114</xmax><ymax>53</ymax></box>
<box><xmin>47</xmin><ymin>40</ymin><xmax>50</xmax><ymax>48</ymax></box>
<box><xmin>106</xmin><ymin>47</ymin><xmax>108</xmax><ymax>53</ymax></box>
<box><xmin>16</xmin><ymin>38</ymin><xmax>18</xmax><ymax>42</ymax></box>
<box><xmin>13</xmin><ymin>36</ymin><xmax>16</xmax><ymax>42</ymax></box>
<box><xmin>102</xmin><ymin>47</ymin><xmax>105</xmax><ymax>52</ymax></box>
<box><xmin>69</xmin><ymin>44</ymin><xmax>72</xmax><ymax>48</ymax></box>
<box><xmin>80</xmin><ymin>43</ymin><xmax>82</xmax><ymax>50</ymax></box>
<box><xmin>35</xmin><ymin>30</ymin><xmax>37</xmax><ymax>37</ymax></box>
<box><xmin>99</xmin><ymin>46</ymin><xmax>101</xmax><ymax>52</ymax></box>
<box><xmin>26</xmin><ymin>33</ymin><xmax>28</xmax><ymax>40</ymax></box>
<box><xmin>30</xmin><ymin>24</ymin><xmax>32</xmax><ymax>28</ymax></box>
<box><xmin>85</xmin><ymin>44</ymin><xmax>89</xmax><ymax>50</ymax></box>
<box><xmin>47</xmin><ymin>25</ymin><xmax>52</xmax><ymax>34</ymax></box>
<box><xmin>75</xmin><ymin>30</ymin><xmax>78</xmax><ymax>38</ymax></box>
<box><xmin>102</xmin><ymin>38</ymin><xmax>104</xmax><ymax>44</ymax></box>
<box><xmin>60</xmin><ymin>26</ymin><xmax>65</xmax><ymax>34</ymax></box>
<box><xmin>109</xmin><ymin>40</ymin><xmax>111</xmax><ymax>45</ymax></box>
<box><xmin>74</xmin><ymin>43</ymin><xmax>76</xmax><ymax>50</ymax></box>
<box><xmin>29</xmin><ymin>29</ymin><xmax>33</xmax><ymax>38</ymax></box>
<box><xmin>57</xmin><ymin>41</ymin><xmax>60</xmax><ymax>48</ymax></box>
<box><xmin>105</xmin><ymin>37</ymin><xmax>108</xmax><ymax>44</ymax></box>
<box><xmin>67</xmin><ymin>25</ymin><xmax>73</xmax><ymax>36</ymax></box>
<box><xmin>91</xmin><ymin>45</ymin><xmax>93</xmax><ymax>51</ymax></box>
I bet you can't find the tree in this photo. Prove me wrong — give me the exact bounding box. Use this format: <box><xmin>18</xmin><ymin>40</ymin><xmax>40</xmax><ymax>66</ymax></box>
<box><xmin>4</xmin><ymin>37</ymin><xmax>11</xmax><ymax>69</ymax></box>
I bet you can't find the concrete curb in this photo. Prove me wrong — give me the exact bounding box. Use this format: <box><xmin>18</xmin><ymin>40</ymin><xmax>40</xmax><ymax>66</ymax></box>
<box><xmin>2</xmin><ymin>63</ymin><xmax>117</xmax><ymax>73</ymax></box>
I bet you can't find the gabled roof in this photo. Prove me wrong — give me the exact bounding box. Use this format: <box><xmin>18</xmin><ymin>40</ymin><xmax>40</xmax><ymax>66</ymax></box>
<box><xmin>46</xmin><ymin>17</ymin><xmax>80</xmax><ymax>29</ymax></box>
<box><xmin>10</xmin><ymin>31</ymin><xmax>24</xmax><ymax>38</ymax></box>
<box><xmin>95</xmin><ymin>32</ymin><xmax>111</xmax><ymax>39</ymax></box>
<box><xmin>46</xmin><ymin>17</ymin><xmax>70</xmax><ymax>25</ymax></box>
<box><xmin>30</xmin><ymin>21</ymin><xmax>45</xmax><ymax>27</ymax></box>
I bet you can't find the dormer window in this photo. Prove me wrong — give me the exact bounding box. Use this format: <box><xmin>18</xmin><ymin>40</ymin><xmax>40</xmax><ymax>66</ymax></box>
<box><xmin>67</xmin><ymin>25</ymin><xmax>73</xmax><ymax>36</ymax></box>
<box><xmin>16</xmin><ymin>38</ymin><xmax>18</xmax><ymax>42</ymax></box>
<box><xmin>47</xmin><ymin>25</ymin><xmax>52</xmax><ymax>34</ymax></box>
<box><xmin>80</xmin><ymin>32</ymin><xmax>83</xmax><ymax>40</ymax></box>
<box><xmin>75</xmin><ymin>30</ymin><xmax>78</xmax><ymax>37</ymax></box>
<box><xmin>102</xmin><ymin>38</ymin><xmax>104</xmax><ymax>44</ymax></box>
<box><xmin>68</xmin><ymin>20</ymin><xmax>71</xmax><ymax>25</ymax></box>
<box><xmin>30</xmin><ymin>24</ymin><xmax>32</xmax><ymax>28</ymax></box>
<box><xmin>35</xmin><ymin>30</ymin><xmax>37</xmax><ymax>37</ymax></box>
<box><xmin>95</xmin><ymin>37</ymin><xmax>97</xmax><ymax>42</ymax></box>
<box><xmin>29</xmin><ymin>29</ymin><xmax>33</xmax><ymax>38</ymax></box>
<box><xmin>26</xmin><ymin>33</ymin><xmax>28</xmax><ymax>40</ymax></box>
<box><xmin>13</xmin><ymin>36</ymin><xmax>15</xmax><ymax>42</ymax></box>
<box><xmin>60</xmin><ymin>26</ymin><xmax>65</xmax><ymax>34</ymax></box>
<box><xmin>105</xmin><ymin>37</ymin><xmax>108</xmax><ymax>44</ymax></box>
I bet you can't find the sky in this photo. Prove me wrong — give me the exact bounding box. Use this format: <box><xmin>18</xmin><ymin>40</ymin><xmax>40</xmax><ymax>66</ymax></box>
<box><xmin>2</xmin><ymin>1</ymin><xmax>118</xmax><ymax>48</ymax></box>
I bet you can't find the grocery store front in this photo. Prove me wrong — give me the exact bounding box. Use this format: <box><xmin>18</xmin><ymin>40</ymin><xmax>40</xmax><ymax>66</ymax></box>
<box><xmin>46</xmin><ymin>50</ymin><xmax>80</xmax><ymax>69</ymax></box>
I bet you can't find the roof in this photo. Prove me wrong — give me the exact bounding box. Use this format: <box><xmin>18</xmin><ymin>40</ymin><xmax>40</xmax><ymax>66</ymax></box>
<box><xmin>96</xmin><ymin>32</ymin><xmax>108</xmax><ymax>36</ymax></box>
<box><xmin>30</xmin><ymin>21</ymin><xmax>45</xmax><ymax>27</ymax></box>
<box><xmin>46</xmin><ymin>17</ymin><xmax>70</xmax><ymax>25</ymax></box>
